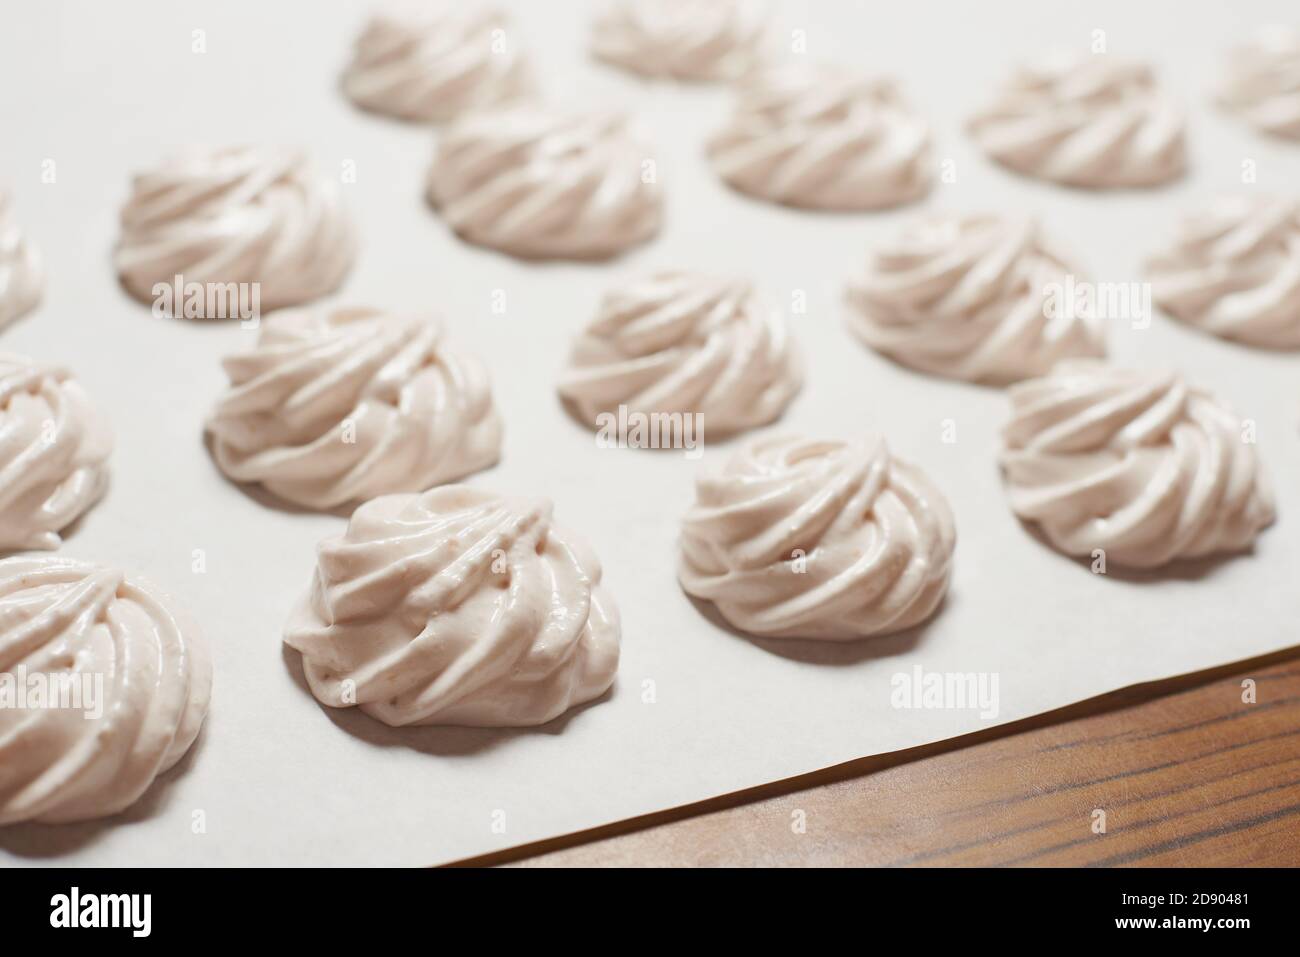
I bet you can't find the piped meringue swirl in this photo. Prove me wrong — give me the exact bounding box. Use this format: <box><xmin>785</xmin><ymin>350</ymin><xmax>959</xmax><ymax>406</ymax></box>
<box><xmin>207</xmin><ymin>306</ymin><xmax>502</xmax><ymax>511</ymax></box>
<box><xmin>558</xmin><ymin>272</ymin><xmax>802</xmax><ymax>436</ymax></box>
<box><xmin>1147</xmin><ymin>195</ymin><xmax>1300</xmax><ymax>349</ymax></box>
<box><xmin>0</xmin><ymin>190</ymin><xmax>42</xmax><ymax>330</ymax></box>
<box><xmin>846</xmin><ymin>214</ymin><xmax>1106</xmax><ymax>384</ymax></box>
<box><xmin>707</xmin><ymin>62</ymin><xmax>933</xmax><ymax>210</ymax></box>
<box><xmin>342</xmin><ymin>1</ymin><xmax>532</xmax><ymax>123</ymax></box>
<box><xmin>968</xmin><ymin>54</ymin><xmax>1186</xmax><ymax>188</ymax></box>
<box><xmin>0</xmin><ymin>355</ymin><xmax>112</xmax><ymax>551</ymax></box>
<box><xmin>284</xmin><ymin>486</ymin><xmax>620</xmax><ymax>727</ymax></box>
<box><xmin>1001</xmin><ymin>361</ymin><xmax>1275</xmax><ymax>568</ymax></box>
<box><xmin>591</xmin><ymin>0</ymin><xmax>768</xmax><ymax>82</ymax></box>
<box><xmin>679</xmin><ymin>434</ymin><xmax>956</xmax><ymax>640</ymax></box>
<box><xmin>115</xmin><ymin>146</ymin><xmax>356</xmax><ymax>314</ymax></box>
<box><xmin>427</xmin><ymin>108</ymin><xmax>663</xmax><ymax>260</ymax></box>
<box><xmin>0</xmin><ymin>556</ymin><xmax>211</xmax><ymax>824</ymax></box>
<box><xmin>1217</xmin><ymin>27</ymin><xmax>1300</xmax><ymax>140</ymax></box>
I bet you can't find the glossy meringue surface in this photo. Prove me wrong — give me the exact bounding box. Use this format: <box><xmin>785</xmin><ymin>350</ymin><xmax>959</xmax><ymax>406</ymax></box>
<box><xmin>0</xmin><ymin>355</ymin><xmax>112</xmax><ymax>552</ymax></box>
<box><xmin>679</xmin><ymin>434</ymin><xmax>955</xmax><ymax>640</ymax></box>
<box><xmin>1217</xmin><ymin>26</ymin><xmax>1300</xmax><ymax>139</ymax></box>
<box><xmin>846</xmin><ymin>214</ymin><xmax>1106</xmax><ymax>384</ymax></box>
<box><xmin>426</xmin><ymin>107</ymin><xmax>663</xmax><ymax>260</ymax></box>
<box><xmin>1001</xmin><ymin>361</ymin><xmax>1275</xmax><ymax>568</ymax></box>
<box><xmin>342</xmin><ymin>0</ymin><xmax>532</xmax><ymax>123</ymax></box>
<box><xmin>207</xmin><ymin>306</ymin><xmax>502</xmax><ymax>510</ymax></box>
<box><xmin>591</xmin><ymin>0</ymin><xmax>767</xmax><ymax>82</ymax></box>
<box><xmin>0</xmin><ymin>190</ymin><xmax>42</xmax><ymax>330</ymax></box>
<box><xmin>708</xmin><ymin>61</ymin><xmax>932</xmax><ymax>210</ymax></box>
<box><xmin>1147</xmin><ymin>195</ymin><xmax>1300</xmax><ymax>349</ymax></box>
<box><xmin>968</xmin><ymin>54</ymin><xmax>1186</xmax><ymax>188</ymax></box>
<box><xmin>0</xmin><ymin>556</ymin><xmax>211</xmax><ymax>824</ymax></box>
<box><xmin>115</xmin><ymin>146</ymin><xmax>357</xmax><ymax>314</ymax></box>
<box><xmin>558</xmin><ymin>271</ymin><xmax>802</xmax><ymax>435</ymax></box>
<box><xmin>284</xmin><ymin>486</ymin><xmax>620</xmax><ymax>728</ymax></box>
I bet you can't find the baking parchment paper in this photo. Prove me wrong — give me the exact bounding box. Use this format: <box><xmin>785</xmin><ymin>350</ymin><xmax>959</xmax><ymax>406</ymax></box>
<box><xmin>1</xmin><ymin>0</ymin><xmax>1296</xmax><ymax>865</ymax></box>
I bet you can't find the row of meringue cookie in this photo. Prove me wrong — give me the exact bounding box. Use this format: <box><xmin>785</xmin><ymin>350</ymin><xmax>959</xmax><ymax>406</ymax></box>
<box><xmin>259</xmin><ymin>358</ymin><xmax>1275</xmax><ymax>734</ymax></box>
<box><xmin>847</xmin><ymin>198</ymin><xmax>1300</xmax><ymax>384</ymax></box>
<box><xmin>101</xmin><ymin>137</ymin><xmax>1300</xmax><ymax>361</ymax></box>
<box><xmin>0</xmin><ymin>354</ymin><xmax>1275</xmax><ymax>824</ymax></box>
<box><xmin>5</xmin><ymin>220</ymin><xmax>1289</xmax><ymax>556</ymax></box>
<box><xmin>30</xmin><ymin>13</ymin><xmax>1300</xmax><ymax>321</ymax></box>
<box><xmin>343</xmin><ymin>1</ymin><xmax>1298</xmax><ymax>203</ymax></box>
<box><xmin>674</xmin><ymin>356</ymin><xmax>1277</xmax><ymax>647</ymax></box>
<box><xmin>592</xmin><ymin>0</ymin><xmax>1299</xmax><ymax>150</ymax></box>
<box><xmin>339</xmin><ymin>0</ymin><xmax>771</xmax><ymax>123</ymax></box>
<box><xmin>99</xmin><ymin>35</ymin><xmax>1293</xmax><ymax>294</ymax></box>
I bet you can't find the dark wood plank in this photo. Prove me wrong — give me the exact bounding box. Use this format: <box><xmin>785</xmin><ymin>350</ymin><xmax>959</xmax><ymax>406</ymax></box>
<box><xmin>452</xmin><ymin>648</ymin><xmax>1300</xmax><ymax>867</ymax></box>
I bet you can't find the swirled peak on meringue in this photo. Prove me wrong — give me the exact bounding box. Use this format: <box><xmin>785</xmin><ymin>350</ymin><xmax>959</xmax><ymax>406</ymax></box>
<box><xmin>846</xmin><ymin>214</ymin><xmax>1107</xmax><ymax>384</ymax></box>
<box><xmin>427</xmin><ymin>107</ymin><xmax>662</xmax><ymax>260</ymax></box>
<box><xmin>558</xmin><ymin>272</ymin><xmax>802</xmax><ymax>437</ymax></box>
<box><xmin>207</xmin><ymin>306</ymin><xmax>502</xmax><ymax>510</ymax></box>
<box><xmin>1001</xmin><ymin>361</ymin><xmax>1275</xmax><ymax>569</ymax></box>
<box><xmin>115</xmin><ymin>146</ymin><xmax>357</xmax><ymax>315</ymax></box>
<box><xmin>707</xmin><ymin>61</ymin><xmax>933</xmax><ymax>210</ymax></box>
<box><xmin>1217</xmin><ymin>26</ymin><xmax>1300</xmax><ymax>140</ymax></box>
<box><xmin>0</xmin><ymin>556</ymin><xmax>211</xmax><ymax>824</ymax></box>
<box><xmin>968</xmin><ymin>54</ymin><xmax>1186</xmax><ymax>188</ymax></box>
<box><xmin>679</xmin><ymin>434</ymin><xmax>955</xmax><ymax>640</ymax></box>
<box><xmin>591</xmin><ymin>0</ymin><xmax>768</xmax><ymax>82</ymax></box>
<box><xmin>0</xmin><ymin>189</ymin><xmax>42</xmax><ymax>330</ymax></box>
<box><xmin>1146</xmin><ymin>195</ymin><xmax>1300</xmax><ymax>349</ymax></box>
<box><xmin>284</xmin><ymin>486</ymin><xmax>620</xmax><ymax>727</ymax></box>
<box><xmin>342</xmin><ymin>0</ymin><xmax>532</xmax><ymax>123</ymax></box>
<box><xmin>0</xmin><ymin>354</ymin><xmax>112</xmax><ymax>552</ymax></box>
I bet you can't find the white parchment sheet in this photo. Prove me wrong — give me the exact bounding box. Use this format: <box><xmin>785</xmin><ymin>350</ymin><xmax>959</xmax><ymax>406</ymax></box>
<box><xmin>1</xmin><ymin>0</ymin><xmax>1297</xmax><ymax>866</ymax></box>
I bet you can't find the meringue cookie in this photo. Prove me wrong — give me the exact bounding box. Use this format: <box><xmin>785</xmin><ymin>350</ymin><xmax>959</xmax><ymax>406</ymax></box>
<box><xmin>0</xmin><ymin>190</ymin><xmax>42</xmax><ymax>329</ymax></box>
<box><xmin>1001</xmin><ymin>361</ymin><xmax>1275</xmax><ymax>568</ymax></box>
<box><xmin>0</xmin><ymin>556</ymin><xmax>211</xmax><ymax>824</ymax></box>
<box><xmin>1147</xmin><ymin>195</ymin><xmax>1300</xmax><ymax>349</ymax></box>
<box><xmin>1217</xmin><ymin>27</ymin><xmax>1300</xmax><ymax>140</ymax></box>
<box><xmin>707</xmin><ymin>62</ymin><xmax>933</xmax><ymax>210</ymax></box>
<box><xmin>342</xmin><ymin>0</ymin><xmax>532</xmax><ymax>123</ymax></box>
<box><xmin>591</xmin><ymin>0</ymin><xmax>767</xmax><ymax>82</ymax></box>
<box><xmin>679</xmin><ymin>434</ymin><xmax>956</xmax><ymax>640</ymax></box>
<box><xmin>558</xmin><ymin>272</ymin><xmax>802</xmax><ymax>436</ymax></box>
<box><xmin>846</xmin><ymin>214</ymin><xmax>1107</xmax><ymax>384</ymax></box>
<box><xmin>426</xmin><ymin>107</ymin><xmax>663</xmax><ymax>260</ymax></box>
<box><xmin>207</xmin><ymin>306</ymin><xmax>502</xmax><ymax>511</ymax></box>
<box><xmin>0</xmin><ymin>355</ymin><xmax>112</xmax><ymax>551</ymax></box>
<box><xmin>284</xmin><ymin>486</ymin><xmax>620</xmax><ymax>727</ymax></box>
<box><xmin>115</xmin><ymin>146</ymin><xmax>356</xmax><ymax>315</ymax></box>
<box><xmin>968</xmin><ymin>54</ymin><xmax>1186</xmax><ymax>188</ymax></box>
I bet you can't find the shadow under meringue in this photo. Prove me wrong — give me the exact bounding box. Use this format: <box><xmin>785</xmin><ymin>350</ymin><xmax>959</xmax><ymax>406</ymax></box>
<box><xmin>1012</xmin><ymin>516</ymin><xmax>1263</xmax><ymax>584</ymax></box>
<box><xmin>0</xmin><ymin>715</ymin><xmax>210</xmax><ymax>859</ymax></box>
<box><xmin>685</xmin><ymin>592</ymin><xmax>940</xmax><ymax>665</ymax></box>
<box><xmin>279</xmin><ymin>643</ymin><xmax>612</xmax><ymax>757</ymax></box>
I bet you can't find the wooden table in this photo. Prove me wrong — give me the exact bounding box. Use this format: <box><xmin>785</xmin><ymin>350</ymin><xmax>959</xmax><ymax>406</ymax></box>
<box><xmin>452</xmin><ymin>647</ymin><xmax>1300</xmax><ymax>867</ymax></box>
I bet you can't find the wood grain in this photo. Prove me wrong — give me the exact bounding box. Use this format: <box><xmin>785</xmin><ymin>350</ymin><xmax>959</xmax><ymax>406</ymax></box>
<box><xmin>451</xmin><ymin>647</ymin><xmax>1300</xmax><ymax>867</ymax></box>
